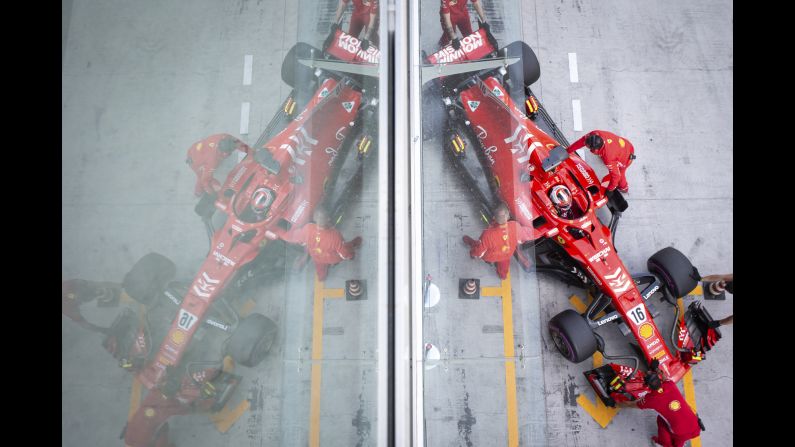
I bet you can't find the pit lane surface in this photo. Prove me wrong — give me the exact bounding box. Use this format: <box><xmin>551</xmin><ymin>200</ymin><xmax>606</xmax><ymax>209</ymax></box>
<box><xmin>62</xmin><ymin>0</ymin><xmax>732</xmax><ymax>446</ymax></box>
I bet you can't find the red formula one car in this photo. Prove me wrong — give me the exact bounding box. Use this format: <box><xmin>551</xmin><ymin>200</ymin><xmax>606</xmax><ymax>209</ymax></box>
<box><xmin>423</xmin><ymin>27</ymin><xmax>722</xmax><ymax>405</ymax></box>
<box><xmin>63</xmin><ymin>30</ymin><xmax>379</xmax><ymax>447</ymax></box>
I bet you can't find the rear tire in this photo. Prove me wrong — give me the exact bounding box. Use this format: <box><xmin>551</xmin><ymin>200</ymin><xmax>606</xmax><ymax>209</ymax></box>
<box><xmin>647</xmin><ymin>247</ymin><xmax>699</xmax><ymax>298</ymax></box>
<box><xmin>548</xmin><ymin>309</ymin><xmax>598</xmax><ymax>363</ymax></box>
<box><xmin>504</xmin><ymin>41</ymin><xmax>541</xmax><ymax>86</ymax></box>
<box><xmin>226</xmin><ymin>313</ymin><xmax>277</xmax><ymax>368</ymax></box>
<box><xmin>122</xmin><ymin>253</ymin><xmax>176</xmax><ymax>306</ymax></box>
<box><xmin>281</xmin><ymin>42</ymin><xmax>321</xmax><ymax>88</ymax></box>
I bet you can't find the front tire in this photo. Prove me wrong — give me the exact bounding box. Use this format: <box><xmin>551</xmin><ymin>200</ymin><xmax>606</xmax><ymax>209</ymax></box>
<box><xmin>647</xmin><ymin>247</ymin><xmax>699</xmax><ymax>298</ymax></box>
<box><xmin>548</xmin><ymin>309</ymin><xmax>598</xmax><ymax>363</ymax></box>
<box><xmin>122</xmin><ymin>253</ymin><xmax>176</xmax><ymax>306</ymax></box>
<box><xmin>226</xmin><ymin>313</ymin><xmax>278</xmax><ymax>368</ymax></box>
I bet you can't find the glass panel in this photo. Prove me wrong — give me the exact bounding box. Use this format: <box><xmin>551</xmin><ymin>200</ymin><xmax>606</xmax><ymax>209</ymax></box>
<box><xmin>62</xmin><ymin>1</ymin><xmax>388</xmax><ymax>446</ymax></box>
<box><xmin>416</xmin><ymin>0</ymin><xmax>569</xmax><ymax>444</ymax></box>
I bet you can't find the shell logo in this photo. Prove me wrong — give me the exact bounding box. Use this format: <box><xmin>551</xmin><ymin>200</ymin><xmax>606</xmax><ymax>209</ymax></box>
<box><xmin>171</xmin><ymin>330</ymin><xmax>186</xmax><ymax>346</ymax></box>
<box><xmin>639</xmin><ymin>323</ymin><xmax>654</xmax><ymax>339</ymax></box>
<box><xmin>669</xmin><ymin>400</ymin><xmax>681</xmax><ymax>411</ymax></box>
<box><xmin>145</xmin><ymin>408</ymin><xmax>156</xmax><ymax>418</ymax></box>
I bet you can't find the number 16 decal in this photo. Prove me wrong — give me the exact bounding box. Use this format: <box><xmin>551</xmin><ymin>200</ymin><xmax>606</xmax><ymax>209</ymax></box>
<box><xmin>627</xmin><ymin>303</ymin><xmax>647</xmax><ymax>326</ymax></box>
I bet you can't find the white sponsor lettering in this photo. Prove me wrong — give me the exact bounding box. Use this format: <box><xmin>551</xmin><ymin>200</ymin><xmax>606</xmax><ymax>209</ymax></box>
<box><xmin>205</xmin><ymin>319</ymin><xmax>230</xmax><ymax>331</ymax></box>
<box><xmin>164</xmin><ymin>291</ymin><xmax>181</xmax><ymax>306</ymax></box>
<box><xmin>577</xmin><ymin>163</ymin><xmax>594</xmax><ymax>185</ymax></box>
<box><xmin>290</xmin><ymin>200</ymin><xmax>310</xmax><ymax>223</ymax></box>
<box><xmin>325</xmin><ymin>146</ymin><xmax>339</xmax><ymax>166</ymax></box>
<box><xmin>597</xmin><ymin>313</ymin><xmax>621</xmax><ymax>326</ymax></box>
<box><xmin>212</xmin><ymin>250</ymin><xmax>236</xmax><ymax>267</ymax></box>
<box><xmin>643</xmin><ymin>285</ymin><xmax>660</xmax><ymax>300</ymax></box>
<box><xmin>435</xmin><ymin>32</ymin><xmax>484</xmax><ymax>63</ymax></box>
<box><xmin>230</xmin><ymin>166</ymin><xmax>248</xmax><ymax>186</ymax></box>
<box><xmin>475</xmin><ymin>125</ymin><xmax>488</xmax><ymax>139</ymax></box>
<box><xmin>335</xmin><ymin>126</ymin><xmax>347</xmax><ymax>141</ymax></box>
<box><xmin>515</xmin><ymin>199</ymin><xmax>533</xmax><ymax>221</ymax></box>
<box><xmin>589</xmin><ymin>247</ymin><xmax>611</xmax><ymax>262</ymax></box>
<box><xmin>483</xmin><ymin>146</ymin><xmax>497</xmax><ymax>165</ymax></box>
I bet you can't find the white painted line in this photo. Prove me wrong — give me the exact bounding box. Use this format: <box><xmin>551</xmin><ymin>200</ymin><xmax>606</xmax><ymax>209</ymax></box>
<box><xmin>572</xmin><ymin>99</ymin><xmax>582</xmax><ymax>131</ymax></box>
<box><xmin>568</xmin><ymin>52</ymin><xmax>579</xmax><ymax>83</ymax></box>
<box><xmin>243</xmin><ymin>55</ymin><xmax>253</xmax><ymax>85</ymax></box>
<box><xmin>240</xmin><ymin>102</ymin><xmax>250</xmax><ymax>135</ymax></box>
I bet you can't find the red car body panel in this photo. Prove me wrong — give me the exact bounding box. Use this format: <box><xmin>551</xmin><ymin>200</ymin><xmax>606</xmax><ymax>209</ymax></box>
<box><xmin>433</xmin><ymin>30</ymin><xmax>692</xmax><ymax>382</ymax></box>
<box><xmin>325</xmin><ymin>28</ymin><xmax>381</xmax><ymax>64</ymax></box>
<box><xmin>138</xmin><ymin>77</ymin><xmax>362</xmax><ymax>390</ymax></box>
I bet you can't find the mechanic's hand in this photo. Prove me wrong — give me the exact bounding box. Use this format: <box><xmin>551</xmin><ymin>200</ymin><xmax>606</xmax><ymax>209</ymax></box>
<box><xmin>360</xmin><ymin>39</ymin><xmax>370</xmax><ymax>51</ymax></box>
<box><xmin>707</xmin><ymin>320</ymin><xmax>721</xmax><ymax>329</ymax></box>
<box><xmin>451</xmin><ymin>38</ymin><xmax>461</xmax><ymax>50</ymax></box>
<box><xmin>479</xmin><ymin>21</ymin><xmax>490</xmax><ymax>32</ymax></box>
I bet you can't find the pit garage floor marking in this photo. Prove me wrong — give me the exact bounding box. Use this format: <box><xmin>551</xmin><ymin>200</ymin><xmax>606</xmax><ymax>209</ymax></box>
<box><xmin>309</xmin><ymin>275</ymin><xmax>345</xmax><ymax>447</ymax></box>
<box><xmin>570</xmin><ymin>286</ymin><xmax>703</xmax><ymax>445</ymax></box>
<box><xmin>481</xmin><ymin>271</ymin><xmax>519</xmax><ymax>447</ymax></box>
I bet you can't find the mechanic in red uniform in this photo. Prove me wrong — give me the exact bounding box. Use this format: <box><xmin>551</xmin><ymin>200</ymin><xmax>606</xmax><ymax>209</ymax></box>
<box><xmin>462</xmin><ymin>203</ymin><xmax>541</xmax><ymax>280</ymax></box>
<box><xmin>284</xmin><ymin>207</ymin><xmax>362</xmax><ymax>281</ymax></box>
<box><xmin>620</xmin><ymin>364</ymin><xmax>702</xmax><ymax>447</ymax></box>
<box><xmin>438</xmin><ymin>0</ymin><xmax>488</xmax><ymax>49</ymax></box>
<box><xmin>567</xmin><ymin>130</ymin><xmax>636</xmax><ymax>194</ymax></box>
<box><xmin>333</xmin><ymin>0</ymin><xmax>378</xmax><ymax>47</ymax></box>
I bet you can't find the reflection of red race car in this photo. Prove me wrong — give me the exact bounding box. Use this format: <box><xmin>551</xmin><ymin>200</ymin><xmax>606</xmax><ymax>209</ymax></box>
<box><xmin>63</xmin><ymin>30</ymin><xmax>380</xmax><ymax>447</ymax></box>
<box><xmin>423</xmin><ymin>26</ymin><xmax>721</xmax><ymax>403</ymax></box>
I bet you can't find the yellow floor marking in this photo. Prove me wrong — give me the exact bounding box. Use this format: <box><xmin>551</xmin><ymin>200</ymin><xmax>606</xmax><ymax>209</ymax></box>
<box><xmin>210</xmin><ymin>399</ymin><xmax>251</xmax><ymax>433</ymax></box>
<box><xmin>482</xmin><ymin>272</ymin><xmax>519</xmax><ymax>447</ymax></box>
<box><xmin>677</xmin><ymin>297</ymin><xmax>701</xmax><ymax>447</ymax></box>
<box><xmin>120</xmin><ymin>290</ymin><xmax>134</xmax><ymax>305</ymax></box>
<box><xmin>687</xmin><ymin>284</ymin><xmax>703</xmax><ymax>296</ymax></box>
<box><xmin>238</xmin><ymin>299</ymin><xmax>257</xmax><ymax>317</ymax></box>
<box><xmin>127</xmin><ymin>377</ymin><xmax>143</xmax><ymax>422</ymax></box>
<box><xmin>309</xmin><ymin>275</ymin><xmax>345</xmax><ymax>447</ymax></box>
<box><xmin>481</xmin><ymin>286</ymin><xmax>502</xmax><ymax>297</ymax></box>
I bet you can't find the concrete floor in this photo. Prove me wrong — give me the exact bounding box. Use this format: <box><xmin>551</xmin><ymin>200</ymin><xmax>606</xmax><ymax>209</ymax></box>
<box><xmin>63</xmin><ymin>0</ymin><xmax>732</xmax><ymax>446</ymax></box>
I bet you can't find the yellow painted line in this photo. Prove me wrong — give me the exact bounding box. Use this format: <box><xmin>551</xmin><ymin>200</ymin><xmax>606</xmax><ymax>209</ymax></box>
<box><xmin>687</xmin><ymin>284</ymin><xmax>703</xmax><ymax>296</ymax></box>
<box><xmin>238</xmin><ymin>299</ymin><xmax>257</xmax><ymax>317</ymax></box>
<box><xmin>481</xmin><ymin>286</ymin><xmax>502</xmax><ymax>297</ymax></box>
<box><xmin>324</xmin><ymin>288</ymin><xmax>345</xmax><ymax>299</ymax></box>
<box><xmin>127</xmin><ymin>377</ymin><xmax>143</xmax><ymax>422</ymax></box>
<box><xmin>499</xmin><ymin>272</ymin><xmax>519</xmax><ymax>447</ymax></box>
<box><xmin>569</xmin><ymin>295</ymin><xmax>587</xmax><ymax>313</ymax></box>
<box><xmin>676</xmin><ymin>297</ymin><xmax>701</xmax><ymax>447</ymax></box>
<box><xmin>309</xmin><ymin>276</ymin><xmax>344</xmax><ymax>447</ymax></box>
<box><xmin>211</xmin><ymin>398</ymin><xmax>251</xmax><ymax>433</ymax></box>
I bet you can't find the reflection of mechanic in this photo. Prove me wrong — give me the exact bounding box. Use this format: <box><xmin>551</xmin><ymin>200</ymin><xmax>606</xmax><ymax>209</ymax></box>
<box><xmin>619</xmin><ymin>363</ymin><xmax>702</xmax><ymax>447</ymax></box>
<box><xmin>438</xmin><ymin>0</ymin><xmax>487</xmax><ymax>49</ymax></box>
<box><xmin>186</xmin><ymin>134</ymin><xmax>248</xmax><ymax>197</ymax></box>
<box><xmin>549</xmin><ymin>185</ymin><xmax>578</xmax><ymax>219</ymax></box>
<box><xmin>333</xmin><ymin>0</ymin><xmax>378</xmax><ymax>46</ymax></box>
<box><xmin>567</xmin><ymin>130</ymin><xmax>635</xmax><ymax>194</ymax></box>
<box><xmin>701</xmin><ymin>273</ymin><xmax>734</xmax><ymax>327</ymax></box>
<box><xmin>283</xmin><ymin>207</ymin><xmax>362</xmax><ymax>281</ymax></box>
<box><xmin>462</xmin><ymin>203</ymin><xmax>541</xmax><ymax>279</ymax></box>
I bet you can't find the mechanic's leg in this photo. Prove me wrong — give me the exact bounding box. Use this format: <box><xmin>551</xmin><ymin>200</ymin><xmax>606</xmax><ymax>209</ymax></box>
<box><xmin>654</xmin><ymin>415</ymin><xmax>675</xmax><ymax>447</ymax></box>
<box><xmin>348</xmin><ymin>14</ymin><xmax>368</xmax><ymax>39</ymax></box>
<box><xmin>454</xmin><ymin>14</ymin><xmax>474</xmax><ymax>37</ymax></box>
<box><xmin>438</xmin><ymin>17</ymin><xmax>452</xmax><ymax>47</ymax></box>
<box><xmin>495</xmin><ymin>259</ymin><xmax>511</xmax><ymax>280</ymax></box>
<box><xmin>618</xmin><ymin>165</ymin><xmax>629</xmax><ymax>192</ymax></box>
<box><xmin>315</xmin><ymin>263</ymin><xmax>330</xmax><ymax>282</ymax></box>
